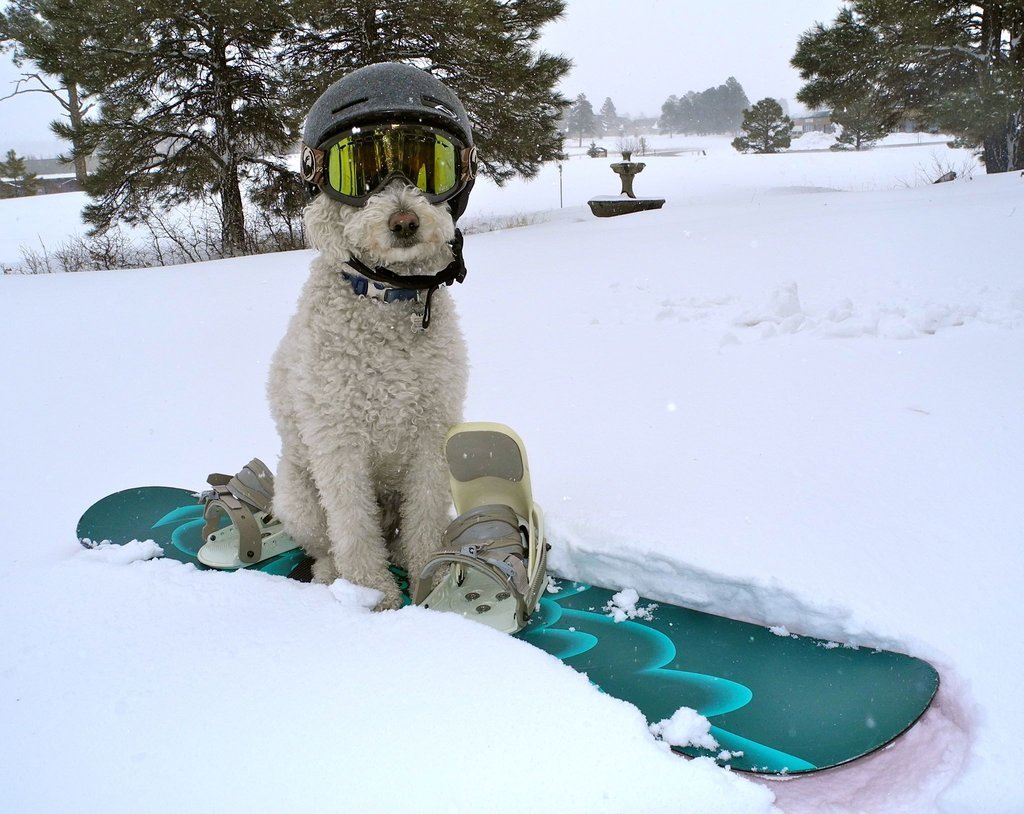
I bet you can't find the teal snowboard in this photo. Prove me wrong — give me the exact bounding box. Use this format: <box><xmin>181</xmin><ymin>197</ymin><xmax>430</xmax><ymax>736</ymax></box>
<box><xmin>78</xmin><ymin>486</ymin><xmax>939</xmax><ymax>775</ymax></box>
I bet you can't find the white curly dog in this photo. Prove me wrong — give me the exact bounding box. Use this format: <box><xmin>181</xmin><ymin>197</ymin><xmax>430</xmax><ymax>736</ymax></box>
<box><xmin>267</xmin><ymin>63</ymin><xmax>476</xmax><ymax>608</ymax></box>
<box><xmin>268</xmin><ymin>178</ymin><xmax>468</xmax><ymax>609</ymax></box>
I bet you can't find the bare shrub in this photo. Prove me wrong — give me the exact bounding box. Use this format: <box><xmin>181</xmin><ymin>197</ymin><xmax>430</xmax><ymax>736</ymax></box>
<box><xmin>616</xmin><ymin>136</ymin><xmax>641</xmax><ymax>158</ymax></box>
<box><xmin>916</xmin><ymin>153</ymin><xmax>978</xmax><ymax>185</ymax></box>
<box><xmin>461</xmin><ymin>212</ymin><xmax>543</xmax><ymax>235</ymax></box>
<box><xmin>5</xmin><ymin>196</ymin><xmax>308</xmax><ymax>274</ymax></box>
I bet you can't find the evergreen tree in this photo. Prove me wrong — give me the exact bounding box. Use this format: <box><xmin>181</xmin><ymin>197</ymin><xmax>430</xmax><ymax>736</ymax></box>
<box><xmin>659</xmin><ymin>95</ymin><xmax>680</xmax><ymax>135</ymax></box>
<box><xmin>792</xmin><ymin>0</ymin><xmax>1024</xmax><ymax>173</ymax></box>
<box><xmin>599</xmin><ymin>97</ymin><xmax>620</xmax><ymax>134</ymax></box>
<box><xmin>675</xmin><ymin>93</ymin><xmax>697</xmax><ymax>133</ymax></box>
<box><xmin>792</xmin><ymin>5</ymin><xmax>889</xmax><ymax>153</ymax></box>
<box><xmin>831</xmin><ymin>100</ymin><xmax>889</xmax><ymax>151</ymax></box>
<box><xmin>0</xmin><ymin>0</ymin><xmax>99</xmax><ymax>184</ymax></box>
<box><xmin>720</xmin><ymin>77</ymin><xmax>751</xmax><ymax>132</ymax></box>
<box><xmin>9</xmin><ymin>0</ymin><xmax>568</xmax><ymax>257</ymax></box>
<box><xmin>287</xmin><ymin>0</ymin><xmax>570</xmax><ymax>185</ymax></box>
<box><xmin>567</xmin><ymin>93</ymin><xmax>596</xmax><ymax>146</ymax></box>
<box><xmin>732</xmin><ymin>98</ymin><xmax>793</xmax><ymax>153</ymax></box>
<box><xmin>691</xmin><ymin>88</ymin><xmax>715</xmax><ymax>133</ymax></box>
<box><xmin>80</xmin><ymin>0</ymin><xmax>303</xmax><ymax>256</ymax></box>
<box><xmin>658</xmin><ymin>78</ymin><xmax>750</xmax><ymax>135</ymax></box>
<box><xmin>0</xmin><ymin>148</ymin><xmax>41</xmax><ymax>197</ymax></box>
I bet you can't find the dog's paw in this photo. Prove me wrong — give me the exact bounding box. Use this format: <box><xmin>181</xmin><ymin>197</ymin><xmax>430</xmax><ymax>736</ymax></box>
<box><xmin>361</xmin><ymin>569</ymin><xmax>405</xmax><ymax>611</ymax></box>
<box><xmin>374</xmin><ymin>585</ymin><xmax>405</xmax><ymax>612</ymax></box>
<box><xmin>311</xmin><ymin>556</ymin><xmax>340</xmax><ymax>584</ymax></box>
<box><xmin>331</xmin><ymin>564</ymin><xmax>404</xmax><ymax>611</ymax></box>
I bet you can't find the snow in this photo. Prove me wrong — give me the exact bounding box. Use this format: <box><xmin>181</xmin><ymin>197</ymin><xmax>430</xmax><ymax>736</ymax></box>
<box><xmin>79</xmin><ymin>538</ymin><xmax>165</xmax><ymax>564</ymax></box>
<box><xmin>1</xmin><ymin>133</ymin><xmax>1022</xmax><ymax>813</ymax></box>
<box><xmin>604</xmin><ymin>586</ymin><xmax>658</xmax><ymax>622</ymax></box>
<box><xmin>651</xmin><ymin>707</ymin><xmax>720</xmax><ymax>751</ymax></box>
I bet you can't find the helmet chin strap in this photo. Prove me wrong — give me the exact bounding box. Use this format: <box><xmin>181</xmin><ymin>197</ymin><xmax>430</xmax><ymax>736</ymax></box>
<box><xmin>344</xmin><ymin>229</ymin><xmax>467</xmax><ymax>329</ymax></box>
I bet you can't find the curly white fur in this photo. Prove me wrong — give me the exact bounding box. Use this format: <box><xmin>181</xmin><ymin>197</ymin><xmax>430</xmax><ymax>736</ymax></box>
<box><xmin>268</xmin><ymin>183</ymin><xmax>467</xmax><ymax>609</ymax></box>
<box><xmin>307</xmin><ymin>182</ymin><xmax>456</xmax><ymax>272</ymax></box>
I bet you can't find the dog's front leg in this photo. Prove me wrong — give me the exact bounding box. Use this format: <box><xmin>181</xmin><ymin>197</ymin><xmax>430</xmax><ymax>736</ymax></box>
<box><xmin>274</xmin><ymin>449</ymin><xmax>330</xmax><ymax>563</ymax></box>
<box><xmin>398</xmin><ymin>444</ymin><xmax>454</xmax><ymax>595</ymax></box>
<box><xmin>312</xmin><ymin>450</ymin><xmax>404</xmax><ymax>611</ymax></box>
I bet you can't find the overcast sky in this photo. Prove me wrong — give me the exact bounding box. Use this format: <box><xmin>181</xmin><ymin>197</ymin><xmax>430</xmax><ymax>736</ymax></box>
<box><xmin>1</xmin><ymin>0</ymin><xmax>845</xmax><ymax>157</ymax></box>
<box><xmin>540</xmin><ymin>0</ymin><xmax>846</xmax><ymax>117</ymax></box>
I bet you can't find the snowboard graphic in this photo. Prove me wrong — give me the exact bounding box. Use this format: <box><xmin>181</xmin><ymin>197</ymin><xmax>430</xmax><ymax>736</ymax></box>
<box><xmin>78</xmin><ymin>486</ymin><xmax>939</xmax><ymax>775</ymax></box>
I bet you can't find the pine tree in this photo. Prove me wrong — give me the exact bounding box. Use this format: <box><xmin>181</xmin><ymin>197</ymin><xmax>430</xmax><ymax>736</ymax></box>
<box><xmin>831</xmin><ymin>100</ymin><xmax>889</xmax><ymax>151</ymax></box>
<box><xmin>792</xmin><ymin>5</ymin><xmax>889</xmax><ymax>153</ymax></box>
<box><xmin>0</xmin><ymin>148</ymin><xmax>41</xmax><ymax>197</ymax></box>
<box><xmin>675</xmin><ymin>94</ymin><xmax>697</xmax><ymax>134</ymax></box>
<box><xmin>658</xmin><ymin>78</ymin><xmax>750</xmax><ymax>135</ymax></box>
<box><xmin>691</xmin><ymin>88</ymin><xmax>714</xmax><ymax>134</ymax></box>
<box><xmin>567</xmin><ymin>93</ymin><xmax>596</xmax><ymax>146</ymax></box>
<box><xmin>81</xmin><ymin>0</ymin><xmax>303</xmax><ymax>256</ymax></box>
<box><xmin>287</xmin><ymin>0</ymin><xmax>570</xmax><ymax>185</ymax></box>
<box><xmin>659</xmin><ymin>95</ymin><xmax>680</xmax><ymax>136</ymax></box>
<box><xmin>732</xmin><ymin>99</ymin><xmax>793</xmax><ymax>154</ymax></box>
<box><xmin>599</xmin><ymin>97</ymin><xmax>620</xmax><ymax>135</ymax></box>
<box><xmin>720</xmin><ymin>77</ymin><xmax>751</xmax><ymax>133</ymax></box>
<box><xmin>792</xmin><ymin>1</ymin><xmax>1024</xmax><ymax>173</ymax></box>
<box><xmin>12</xmin><ymin>0</ymin><xmax>568</xmax><ymax>257</ymax></box>
<box><xmin>0</xmin><ymin>0</ymin><xmax>99</xmax><ymax>184</ymax></box>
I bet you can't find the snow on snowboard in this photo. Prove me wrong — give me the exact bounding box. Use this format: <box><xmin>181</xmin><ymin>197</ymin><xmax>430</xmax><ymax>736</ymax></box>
<box><xmin>77</xmin><ymin>484</ymin><xmax>938</xmax><ymax>775</ymax></box>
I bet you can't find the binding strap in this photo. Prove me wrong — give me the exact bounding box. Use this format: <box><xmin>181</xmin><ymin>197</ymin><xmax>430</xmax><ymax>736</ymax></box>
<box><xmin>413</xmin><ymin>504</ymin><xmax>530</xmax><ymax>606</ymax></box>
<box><xmin>199</xmin><ymin>459</ymin><xmax>276</xmax><ymax>565</ymax></box>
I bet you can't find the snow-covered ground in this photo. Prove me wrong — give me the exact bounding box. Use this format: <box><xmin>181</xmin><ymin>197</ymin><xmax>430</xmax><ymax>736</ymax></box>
<box><xmin>1</xmin><ymin>133</ymin><xmax>1021</xmax><ymax>813</ymax></box>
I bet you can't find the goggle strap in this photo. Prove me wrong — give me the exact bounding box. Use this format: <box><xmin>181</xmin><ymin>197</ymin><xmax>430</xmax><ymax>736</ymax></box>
<box><xmin>460</xmin><ymin>146</ymin><xmax>477</xmax><ymax>184</ymax></box>
<box><xmin>300</xmin><ymin>144</ymin><xmax>325</xmax><ymax>186</ymax></box>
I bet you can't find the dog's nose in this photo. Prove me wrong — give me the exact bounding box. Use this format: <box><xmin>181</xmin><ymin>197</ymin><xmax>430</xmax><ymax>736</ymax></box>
<box><xmin>389</xmin><ymin>211</ymin><xmax>419</xmax><ymax>239</ymax></box>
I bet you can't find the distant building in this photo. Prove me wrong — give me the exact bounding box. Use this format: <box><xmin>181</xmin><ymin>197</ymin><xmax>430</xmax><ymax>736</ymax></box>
<box><xmin>895</xmin><ymin>111</ymin><xmax>936</xmax><ymax>133</ymax></box>
<box><xmin>790</xmin><ymin>109</ymin><xmax>935</xmax><ymax>137</ymax></box>
<box><xmin>791</xmin><ymin>110</ymin><xmax>834</xmax><ymax>134</ymax></box>
<box><xmin>6</xmin><ymin>156</ymin><xmax>100</xmax><ymax>195</ymax></box>
<box><xmin>629</xmin><ymin>117</ymin><xmax>660</xmax><ymax>135</ymax></box>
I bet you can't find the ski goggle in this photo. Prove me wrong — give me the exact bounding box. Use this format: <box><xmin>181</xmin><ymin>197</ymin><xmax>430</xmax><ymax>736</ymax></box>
<box><xmin>300</xmin><ymin>124</ymin><xmax>476</xmax><ymax>206</ymax></box>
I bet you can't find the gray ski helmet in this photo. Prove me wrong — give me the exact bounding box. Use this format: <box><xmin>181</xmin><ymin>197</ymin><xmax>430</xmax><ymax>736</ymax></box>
<box><xmin>301</xmin><ymin>63</ymin><xmax>477</xmax><ymax>223</ymax></box>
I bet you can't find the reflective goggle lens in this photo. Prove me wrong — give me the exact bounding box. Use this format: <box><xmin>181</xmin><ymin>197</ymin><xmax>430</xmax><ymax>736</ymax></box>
<box><xmin>324</xmin><ymin>127</ymin><xmax>459</xmax><ymax>200</ymax></box>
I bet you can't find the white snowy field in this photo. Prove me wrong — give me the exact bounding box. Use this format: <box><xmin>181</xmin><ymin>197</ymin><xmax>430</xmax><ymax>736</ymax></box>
<box><xmin>1</xmin><ymin>133</ymin><xmax>1022</xmax><ymax>813</ymax></box>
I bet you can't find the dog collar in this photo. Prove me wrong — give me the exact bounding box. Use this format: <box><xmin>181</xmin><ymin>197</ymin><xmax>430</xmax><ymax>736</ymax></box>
<box><xmin>341</xmin><ymin>270</ymin><xmax>422</xmax><ymax>304</ymax></box>
<box><xmin>339</xmin><ymin>231</ymin><xmax>467</xmax><ymax>329</ymax></box>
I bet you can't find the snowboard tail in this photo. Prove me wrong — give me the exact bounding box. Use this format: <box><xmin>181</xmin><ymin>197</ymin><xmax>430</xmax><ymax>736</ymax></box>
<box><xmin>77</xmin><ymin>486</ymin><xmax>938</xmax><ymax>775</ymax></box>
<box><xmin>523</xmin><ymin>582</ymin><xmax>938</xmax><ymax>772</ymax></box>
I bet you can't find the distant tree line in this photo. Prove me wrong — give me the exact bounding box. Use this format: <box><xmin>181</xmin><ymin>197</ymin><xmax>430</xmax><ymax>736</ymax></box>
<box><xmin>563</xmin><ymin>78</ymin><xmax>751</xmax><ymax>145</ymax></box>
<box><xmin>659</xmin><ymin>78</ymin><xmax>750</xmax><ymax>136</ymax></box>
<box><xmin>0</xmin><ymin>0</ymin><xmax>570</xmax><ymax>258</ymax></box>
<box><xmin>792</xmin><ymin>0</ymin><xmax>1024</xmax><ymax>173</ymax></box>
<box><xmin>0</xmin><ymin>148</ymin><xmax>40</xmax><ymax>197</ymax></box>
<box><xmin>564</xmin><ymin>93</ymin><xmax>646</xmax><ymax>146</ymax></box>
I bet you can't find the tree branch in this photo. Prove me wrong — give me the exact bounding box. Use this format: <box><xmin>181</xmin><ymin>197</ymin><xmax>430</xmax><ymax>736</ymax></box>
<box><xmin>0</xmin><ymin>72</ymin><xmax>64</xmax><ymax>103</ymax></box>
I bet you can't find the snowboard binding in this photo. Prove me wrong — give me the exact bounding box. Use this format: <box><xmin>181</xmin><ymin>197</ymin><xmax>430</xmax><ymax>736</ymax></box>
<box><xmin>413</xmin><ymin>423</ymin><xmax>549</xmax><ymax>634</ymax></box>
<box><xmin>197</xmin><ymin>459</ymin><xmax>300</xmax><ymax>569</ymax></box>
